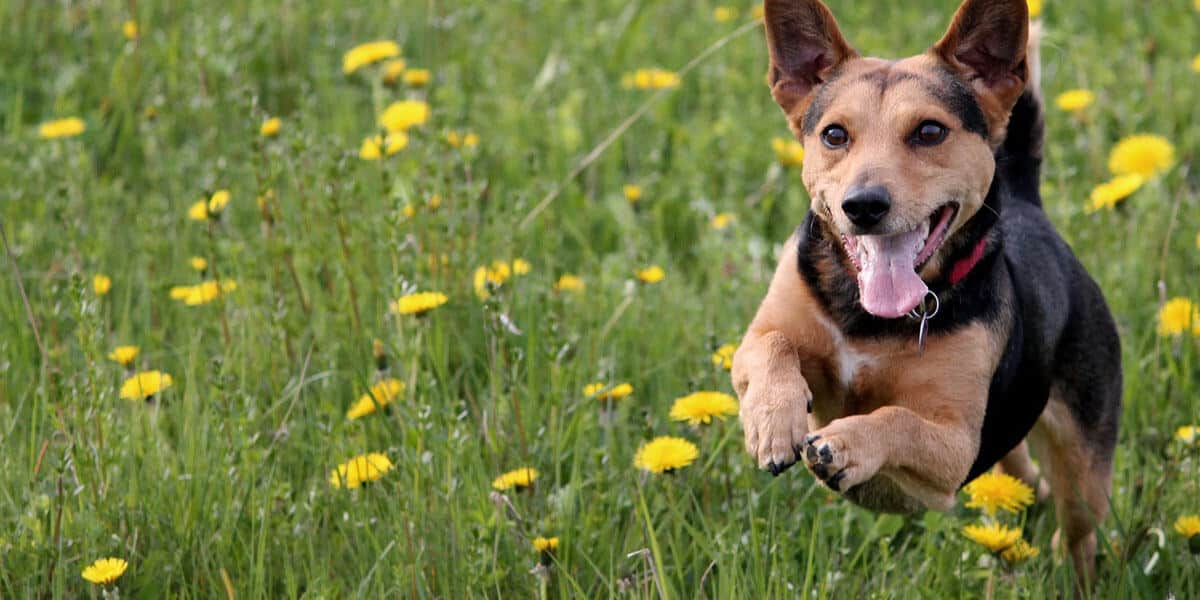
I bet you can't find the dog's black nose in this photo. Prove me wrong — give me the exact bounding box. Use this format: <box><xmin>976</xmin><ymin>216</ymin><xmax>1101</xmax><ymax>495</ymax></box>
<box><xmin>842</xmin><ymin>186</ymin><xmax>891</xmax><ymax>229</ymax></box>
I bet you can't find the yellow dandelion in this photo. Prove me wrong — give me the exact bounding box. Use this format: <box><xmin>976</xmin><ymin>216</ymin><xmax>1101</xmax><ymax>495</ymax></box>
<box><xmin>403</xmin><ymin>68</ymin><xmax>431</xmax><ymax>86</ymax></box>
<box><xmin>962</xmin><ymin>522</ymin><xmax>1022</xmax><ymax>553</ymax></box>
<box><xmin>512</xmin><ymin>258</ymin><xmax>531</xmax><ymax>276</ymax></box>
<box><xmin>1176</xmin><ymin>425</ymin><xmax>1200</xmax><ymax>445</ymax></box>
<box><xmin>473</xmin><ymin>261</ymin><xmax>514</xmax><ymax>299</ymax></box>
<box><xmin>669</xmin><ymin>391</ymin><xmax>738</xmax><ymax>426</ymax></box>
<box><xmin>169</xmin><ymin>279</ymin><xmax>237</xmax><ymax>306</ymax></box>
<box><xmin>532</xmin><ymin>536</ymin><xmax>560</xmax><ymax>552</ymax></box>
<box><xmin>359</xmin><ymin>133</ymin><xmax>408</xmax><ymax>160</ymax></box>
<box><xmin>1027</xmin><ymin>0</ymin><xmax>1042</xmax><ymax>19</ymax></box>
<box><xmin>1086</xmin><ymin>174</ymin><xmax>1145</xmax><ymax>213</ymax></box>
<box><xmin>1054</xmin><ymin>89</ymin><xmax>1094</xmax><ymax>113</ymax></box>
<box><xmin>1000</xmin><ymin>539</ymin><xmax>1040</xmax><ymax>563</ymax></box>
<box><xmin>188</xmin><ymin>189</ymin><xmax>232</xmax><ymax>221</ymax></box>
<box><xmin>379</xmin><ymin>99</ymin><xmax>430</xmax><ymax>132</ymax></box>
<box><xmin>711</xmin><ymin>343</ymin><xmax>736</xmax><ymax>370</ymax></box>
<box><xmin>390</xmin><ymin>291</ymin><xmax>448</xmax><ymax>316</ymax></box>
<box><xmin>583</xmin><ymin>382</ymin><xmax>634</xmax><ymax>402</ymax></box>
<box><xmin>38</xmin><ymin>117</ymin><xmax>86</xmax><ymax>140</ymax></box>
<box><xmin>634</xmin><ymin>436</ymin><xmax>699</xmax><ymax>474</ymax></box>
<box><xmin>382</xmin><ymin>58</ymin><xmax>407</xmax><ymax>84</ymax></box>
<box><xmin>1108</xmin><ymin>134</ymin><xmax>1175</xmax><ymax>178</ymax></box>
<box><xmin>119</xmin><ymin>370</ymin><xmax>173</xmax><ymax>400</ymax></box>
<box><xmin>623</xmin><ymin>184</ymin><xmax>643</xmax><ymax>203</ymax></box>
<box><xmin>328</xmin><ymin>452</ymin><xmax>394</xmax><ymax>488</ymax></box>
<box><xmin>711</xmin><ymin>212</ymin><xmax>735</xmax><ymax>230</ymax></box>
<box><xmin>260</xmin><ymin>116</ymin><xmax>281</xmax><ymax>137</ymax></box>
<box><xmin>750</xmin><ymin>5</ymin><xmax>764</xmax><ymax>20</ymax></box>
<box><xmin>635</xmin><ymin>266</ymin><xmax>665</xmax><ymax>284</ymax></box>
<box><xmin>772</xmin><ymin>137</ymin><xmax>805</xmax><ymax>167</ymax></box>
<box><xmin>1176</xmin><ymin>515</ymin><xmax>1200</xmax><ymax>538</ymax></box>
<box><xmin>713</xmin><ymin>6</ymin><xmax>738</xmax><ymax>22</ymax></box>
<box><xmin>622</xmin><ymin>68</ymin><xmax>681</xmax><ymax>90</ymax></box>
<box><xmin>1192</xmin><ymin>53</ymin><xmax>1200</xmax><ymax>74</ymax></box>
<box><xmin>554</xmin><ymin>274</ymin><xmax>585</xmax><ymax>293</ymax></box>
<box><xmin>93</xmin><ymin>274</ymin><xmax>112</xmax><ymax>296</ymax></box>
<box><xmin>445</xmin><ymin>130</ymin><xmax>479</xmax><ymax>149</ymax></box>
<box><xmin>108</xmin><ymin>345</ymin><xmax>139</xmax><ymax>367</ymax></box>
<box><xmin>81</xmin><ymin>557</ymin><xmax>128</xmax><ymax>585</ymax></box>
<box><xmin>346</xmin><ymin>378</ymin><xmax>405</xmax><ymax>420</ymax></box>
<box><xmin>190</xmin><ymin>256</ymin><xmax>208</xmax><ymax>272</ymax></box>
<box><xmin>492</xmin><ymin>467</ymin><xmax>539</xmax><ymax>491</ymax></box>
<box><xmin>121</xmin><ymin>20</ymin><xmax>139</xmax><ymax>40</ymax></box>
<box><xmin>963</xmin><ymin>472</ymin><xmax>1036</xmax><ymax>516</ymax></box>
<box><xmin>343</xmin><ymin>40</ymin><xmax>401</xmax><ymax>74</ymax></box>
<box><xmin>1157</xmin><ymin>297</ymin><xmax>1200</xmax><ymax>337</ymax></box>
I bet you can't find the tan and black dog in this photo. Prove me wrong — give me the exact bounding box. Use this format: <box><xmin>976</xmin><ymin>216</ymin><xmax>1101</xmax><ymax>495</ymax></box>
<box><xmin>733</xmin><ymin>0</ymin><xmax>1122</xmax><ymax>584</ymax></box>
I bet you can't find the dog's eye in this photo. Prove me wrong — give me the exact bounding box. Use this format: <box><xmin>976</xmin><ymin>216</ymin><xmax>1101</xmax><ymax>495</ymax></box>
<box><xmin>912</xmin><ymin>121</ymin><xmax>949</xmax><ymax>146</ymax></box>
<box><xmin>821</xmin><ymin>125</ymin><xmax>850</xmax><ymax>149</ymax></box>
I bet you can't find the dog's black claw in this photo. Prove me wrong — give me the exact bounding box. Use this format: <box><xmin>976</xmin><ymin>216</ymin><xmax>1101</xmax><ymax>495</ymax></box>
<box><xmin>766</xmin><ymin>461</ymin><xmax>779</xmax><ymax>476</ymax></box>
<box><xmin>804</xmin><ymin>434</ymin><xmax>821</xmax><ymax>446</ymax></box>
<box><xmin>827</xmin><ymin>469</ymin><xmax>847</xmax><ymax>492</ymax></box>
<box><xmin>805</xmin><ymin>444</ymin><xmax>819</xmax><ymax>464</ymax></box>
<box><xmin>819</xmin><ymin>445</ymin><xmax>833</xmax><ymax>465</ymax></box>
<box><xmin>812</xmin><ymin>464</ymin><xmax>828</xmax><ymax>479</ymax></box>
<box><xmin>807</xmin><ymin>397</ymin><xmax>813</xmax><ymax>413</ymax></box>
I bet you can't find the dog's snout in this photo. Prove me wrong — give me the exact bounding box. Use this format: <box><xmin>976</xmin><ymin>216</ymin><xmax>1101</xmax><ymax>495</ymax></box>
<box><xmin>842</xmin><ymin>186</ymin><xmax>892</xmax><ymax>229</ymax></box>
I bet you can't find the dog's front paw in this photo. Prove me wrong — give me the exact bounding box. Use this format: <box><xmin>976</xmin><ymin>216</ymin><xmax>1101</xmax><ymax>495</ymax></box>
<box><xmin>801</xmin><ymin>416</ymin><xmax>884</xmax><ymax>492</ymax></box>
<box><xmin>738</xmin><ymin>373</ymin><xmax>812</xmax><ymax>476</ymax></box>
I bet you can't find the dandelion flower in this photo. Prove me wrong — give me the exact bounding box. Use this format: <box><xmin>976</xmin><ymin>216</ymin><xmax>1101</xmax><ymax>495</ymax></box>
<box><xmin>188</xmin><ymin>189</ymin><xmax>231</xmax><ymax>221</ymax></box>
<box><xmin>532</xmin><ymin>536</ymin><xmax>560</xmax><ymax>552</ymax></box>
<box><xmin>38</xmin><ymin>117</ymin><xmax>86</xmax><ymax>140</ymax></box>
<box><xmin>713</xmin><ymin>6</ymin><xmax>738</xmax><ymax>22</ymax></box>
<box><xmin>1176</xmin><ymin>515</ymin><xmax>1200</xmax><ymax>538</ymax></box>
<box><xmin>621</xmin><ymin>68</ymin><xmax>681</xmax><ymax>90</ymax></box>
<box><xmin>122</xmin><ymin>20</ymin><xmax>139</xmax><ymax>40</ymax></box>
<box><xmin>711</xmin><ymin>344</ymin><xmax>736</xmax><ymax>370</ymax></box>
<box><xmin>1054</xmin><ymin>89</ymin><xmax>1094</xmax><ymax>113</ymax></box>
<box><xmin>1000</xmin><ymin>540</ymin><xmax>1040</xmax><ymax>563</ymax></box>
<box><xmin>93</xmin><ymin>274</ymin><xmax>112</xmax><ymax>296</ymax></box>
<box><xmin>634</xmin><ymin>436</ymin><xmax>699</xmax><ymax>474</ymax></box>
<box><xmin>492</xmin><ymin>467</ymin><xmax>539</xmax><ymax>491</ymax></box>
<box><xmin>190</xmin><ymin>256</ymin><xmax>208</xmax><ymax>272</ymax></box>
<box><xmin>260</xmin><ymin>117</ymin><xmax>281</xmax><ymax>137</ymax></box>
<box><xmin>108</xmin><ymin>346</ymin><xmax>139</xmax><ymax>367</ymax></box>
<box><xmin>554</xmin><ymin>274</ymin><xmax>585</xmax><ymax>293</ymax></box>
<box><xmin>169</xmin><ymin>280</ymin><xmax>237</xmax><ymax>305</ymax></box>
<box><xmin>1176</xmin><ymin>425</ymin><xmax>1200</xmax><ymax>446</ymax></box>
<box><xmin>81</xmin><ymin>557</ymin><xmax>128</xmax><ymax>585</ymax></box>
<box><xmin>584</xmin><ymin>382</ymin><xmax>634</xmax><ymax>401</ymax></box>
<box><xmin>711</xmin><ymin>212</ymin><xmax>735</xmax><ymax>230</ymax></box>
<box><xmin>1086</xmin><ymin>174</ymin><xmax>1144</xmax><ymax>213</ymax></box>
<box><xmin>623</xmin><ymin>184</ymin><xmax>643</xmax><ymax>203</ymax></box>
<box><xmin>119</xmin><ymin>370</ymin><xmax>173</xmax><ymax>400</ymax></box>
<box><xmin>512</xmin><ymin>258</ymin><xmax>532</xmax><ymax>276</ymax></box>
<box><xmin>382</xmin><ymin>58</ymin><xmax>407</xmax><ymax>84</ymax></box>
<box><xmin>346</xmin><ymin>378</ymin><xmax>405</xmax><ymax>420</ymax></box>
<box><xmin>403</xmin><ymin>68</ymin><xmax>431</xmax><ymax>86</ymax></box>
<box><xmin>635</xmin><ymin>266</ymin><xmax>665</xmax><ymax>284</ymax></box>
<box><xmin>379</xmin><ymin>99</ymin><xmax>430</xmax><ymax>132</ymax></box>
<box><xmin>963</xmin><ymin>472</ymin><xmax>1036</xmax><ymax>515</ymax></box>
<box><xmin>1107</xmin><ymin>134</ymin><xmax>1175</xmax><ymax>178</ymax></box>
<box><xmin>343</xmin><ymin>40</ymin><xmax>400</xmax><ymax>74</ymax></box>
<box><xmin>390</xmin><ymin>291</ymin><xmax>448</xmax><ymax>315</ymax></box>
<box><xmin>669</xmin><ymin>391</ymin><xmax>738</xmax><ymax>426</ymax></box>
<box><xmin>1192</xmin><ymin>53</ymin><xmax>1200</xmax><ymax>74</ymax></box>
<box><xmin>329</xmin><ymin>452</ymin><xmax>394</xmax><ymax>488</ymax></box>
<box><xmin>962</xmin><ymin>522</ymin><xmax>1022</xmax><ymax>553</ymax></box>
<box><xmin>445</xmin><ymin>130</ymin><xmax>479</xmax><ymax>149</ymax></box>
<box><xmin>359</xmin><ymin>133</ymin><xmax>408</xmax><ymax>160</ymax></box>
<box><xmin>750</xmin><ymin>5</ymin><xmax>764</xmax><ymax>20</ymax></box>
<box><xmin>1157</xmin><ymin>297</ymin><xmax>1200</xmax><ymax>337</ymax></box>
<box><xmin>473</xmin><ymin>261</ymin><xmax>515</xmax><ymax>299</ymax></box>
<box><xmin>772</xmin><ymin>137</ymin><xmax>804</xmax><ymax>167</ymax></box>
<box><xmin>1027</xmin><ymin>0</ymin><xmax>1042</xmax><ymax>19</ymax></box>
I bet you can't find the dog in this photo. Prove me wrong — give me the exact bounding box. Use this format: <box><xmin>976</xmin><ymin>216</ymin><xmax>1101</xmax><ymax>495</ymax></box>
<box><xmin>732</xmin><ymin>0</ymin><xmax>1122</xmax><ymax>584</ymax></box>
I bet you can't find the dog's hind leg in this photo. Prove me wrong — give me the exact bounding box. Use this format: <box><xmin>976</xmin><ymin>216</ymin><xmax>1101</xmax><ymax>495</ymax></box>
<box><xmin>997</xmin><ymin>440</ymin><xmax>1050</xmax><ymax>502</ymax></box>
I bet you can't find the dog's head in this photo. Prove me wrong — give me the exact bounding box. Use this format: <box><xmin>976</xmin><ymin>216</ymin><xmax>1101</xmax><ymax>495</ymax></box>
<box><xmin>765</xmin><ymin>0</ymin><xmax>1029</xmax><ymax>318</ymax></box>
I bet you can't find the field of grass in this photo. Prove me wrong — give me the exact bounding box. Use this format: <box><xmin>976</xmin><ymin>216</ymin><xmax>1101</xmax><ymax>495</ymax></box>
<box><xmin>2</xmin><ymin>0</ymin><xmax>1199</xmax><ymax>597</ymax></box>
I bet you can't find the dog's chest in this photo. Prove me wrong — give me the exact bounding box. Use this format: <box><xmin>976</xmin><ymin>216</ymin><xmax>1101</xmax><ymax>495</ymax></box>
<box><xmin>803</xmin><ymin>311</ymin><xmax>915</xmax><ymax>419</ymax></box>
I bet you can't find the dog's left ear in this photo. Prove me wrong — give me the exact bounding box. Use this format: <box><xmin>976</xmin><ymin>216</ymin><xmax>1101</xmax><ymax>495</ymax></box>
<box><xmin>933</xmin><ymin>0</ymin><xmax>1028</xmax><ymax>130</ymax></box>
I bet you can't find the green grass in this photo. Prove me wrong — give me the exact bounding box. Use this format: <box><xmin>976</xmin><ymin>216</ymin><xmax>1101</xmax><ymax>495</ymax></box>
<box><xmin>2</xmin><ymin>0</ymin><xmax>1199</xmax><ymax>597</ymax></box>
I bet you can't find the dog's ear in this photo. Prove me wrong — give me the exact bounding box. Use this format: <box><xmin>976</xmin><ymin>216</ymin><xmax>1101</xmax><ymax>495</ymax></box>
<box><xmin>763</xmin><ymin>0</ymin><xmax>857</xmax><ymax>116</ymax></box>
<box><xmin>933</xmin><ymin>0</ymin><xmax>1029</xmax><ymax>119</ymax></box>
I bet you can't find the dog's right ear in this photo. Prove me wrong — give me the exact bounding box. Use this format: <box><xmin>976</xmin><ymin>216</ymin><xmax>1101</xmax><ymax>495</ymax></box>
<box><xmin>763</xmin><ymin>0</ymin><xmax>857</xmax><ymax>117</ymax></box>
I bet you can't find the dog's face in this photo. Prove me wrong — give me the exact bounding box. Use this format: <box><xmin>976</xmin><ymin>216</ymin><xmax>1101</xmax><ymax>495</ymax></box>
<box><xmin>764</xmin><ymin>0</ymin><xmax>1029</xmax><ymax>318</ymax></box>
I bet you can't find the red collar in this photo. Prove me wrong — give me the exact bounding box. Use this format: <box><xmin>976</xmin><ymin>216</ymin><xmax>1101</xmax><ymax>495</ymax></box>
<box><xmin>948</xmin><ymin>237</ymin><xmax>990</xmax><ymax>285</ymax></box>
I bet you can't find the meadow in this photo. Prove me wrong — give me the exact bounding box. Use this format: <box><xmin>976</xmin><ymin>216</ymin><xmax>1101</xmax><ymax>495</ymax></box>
<box><xmin>2</xmin><ymin>0</ymin><xmax>1199</xmax><ymax>597</ymax></box>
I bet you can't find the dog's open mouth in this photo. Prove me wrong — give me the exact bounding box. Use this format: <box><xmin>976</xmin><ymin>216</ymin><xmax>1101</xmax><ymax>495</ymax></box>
<box><xmin>840</xmin><ymin>203</ymin><xmax>958</xmax><ymax>319</ymax></box>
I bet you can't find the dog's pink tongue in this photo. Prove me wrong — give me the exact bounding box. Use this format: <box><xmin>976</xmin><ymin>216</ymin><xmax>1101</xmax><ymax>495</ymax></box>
<box><xmin>855</xmin><ymin>231</ymin><xmax>928</xmax><ymax>319</ymax></box>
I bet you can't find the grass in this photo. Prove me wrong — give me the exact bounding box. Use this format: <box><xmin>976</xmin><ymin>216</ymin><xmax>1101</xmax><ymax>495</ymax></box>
<box><xmin>1</xmin><ymin>0</ymin><xmax>1198</xmax><ymax>597</ymax></box>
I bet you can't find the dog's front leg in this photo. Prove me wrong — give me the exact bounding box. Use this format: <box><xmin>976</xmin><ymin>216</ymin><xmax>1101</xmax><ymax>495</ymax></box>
<box><xmin>732</xmin><ymin>330</ymin><xmax>812</xmax><ymax>475</ymax></box>
<box><xmin>801</xmin><ymin>406</ymin><xmax>979</xmax><ymax>511</ymax></box>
